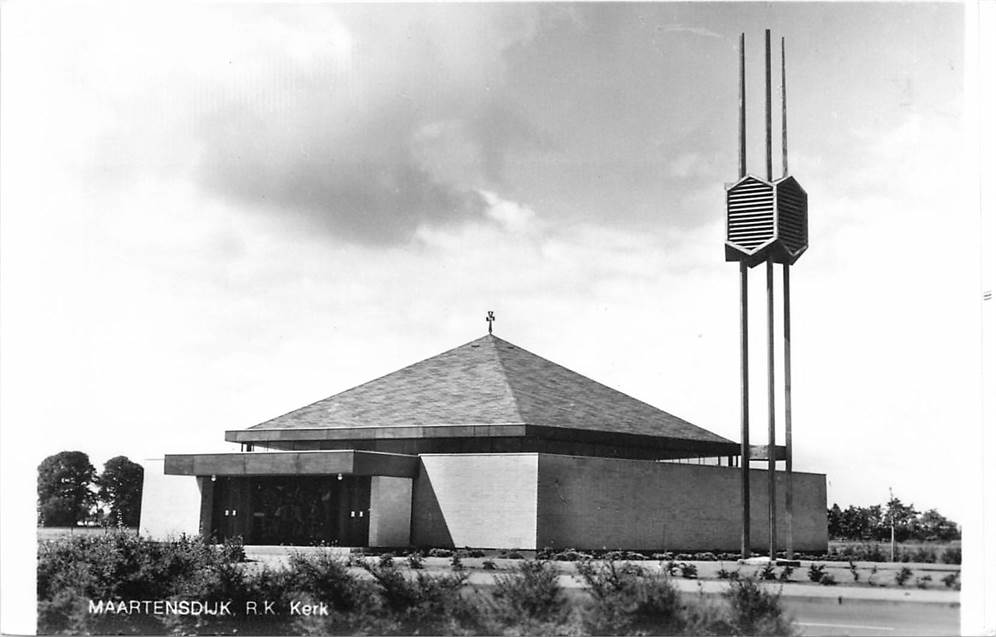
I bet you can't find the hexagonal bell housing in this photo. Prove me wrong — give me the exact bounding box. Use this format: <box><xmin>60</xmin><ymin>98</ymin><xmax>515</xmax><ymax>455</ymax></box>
<box><xmin>725</xmin><ymin>174</ymin><xmax>808</xmax><ymax>267</ymax></box>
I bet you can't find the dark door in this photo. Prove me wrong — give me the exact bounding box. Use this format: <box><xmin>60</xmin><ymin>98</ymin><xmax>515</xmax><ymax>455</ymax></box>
<box><xmin>342</xmin><ymin>476</ymin><xmax>371</xmax><ymax>546</ymax></box>
<box><xmin>210</xmin><ymin>477</ymin><xmax>249</xmax><ymax>541</ymax></box>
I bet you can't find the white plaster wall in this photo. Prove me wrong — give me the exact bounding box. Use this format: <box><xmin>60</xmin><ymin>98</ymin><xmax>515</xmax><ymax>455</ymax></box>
<box><xmin>368</xmin><ymin>476</ymin><xmax>413</xmax><ymax>547</ymax></box>
<box><xmin>138</xmin><ymin>459</ymin><xmax>201</xmax><ymax>539</ymax></box>
<box><xmin>412</xmin><ymin>454</ymin><xmax>539</xmax><ymax>549</ymax></box>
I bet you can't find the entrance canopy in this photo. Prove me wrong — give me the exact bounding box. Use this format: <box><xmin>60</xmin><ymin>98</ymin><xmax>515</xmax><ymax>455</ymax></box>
<box><xmin>164</xmin><ymin>450</ymin><xmax>418</xmax><ymax>478</ymax></box>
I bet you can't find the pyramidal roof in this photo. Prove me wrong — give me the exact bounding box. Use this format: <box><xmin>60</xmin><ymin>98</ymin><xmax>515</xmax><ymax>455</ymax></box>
<box><xmin>247</xmin><ymin>335</ymin><xmax>732</xmax><ymax>445</ymax></box>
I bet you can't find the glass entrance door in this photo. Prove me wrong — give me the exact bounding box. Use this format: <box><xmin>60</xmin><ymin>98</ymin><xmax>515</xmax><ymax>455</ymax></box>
<box><xmin>208</xmin><ymin>475</ymin><xmax>372</xmax><ymax>545</ymax></box>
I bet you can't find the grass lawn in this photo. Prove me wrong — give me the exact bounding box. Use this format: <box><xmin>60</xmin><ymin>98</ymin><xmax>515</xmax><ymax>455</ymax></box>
<box><xmin>37</xmin><ymin>526</ymin><xmax>138</xmax><ymax>541</ymax></box>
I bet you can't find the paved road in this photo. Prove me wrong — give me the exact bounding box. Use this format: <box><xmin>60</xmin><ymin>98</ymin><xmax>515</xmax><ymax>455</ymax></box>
<box><xmin>786</xmin><ymin>598</ymin><xmax>959</xmax><ymax>636</ymax></box>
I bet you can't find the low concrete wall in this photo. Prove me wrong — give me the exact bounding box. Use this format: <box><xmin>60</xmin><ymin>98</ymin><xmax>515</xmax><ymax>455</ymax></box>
<box><xmin>536</xmin><ymin>455</ymin><xmax>827</xmax><ymax>552</ymax></box>
<box><xmin>138</xmin><ymin>459</ymin><xmax>202</xmax><ymax>540</ymax></box>
<box><xmin>411</xmin><ymin>454</ymin><xmax>539</xmax><ymax>549</ymax></box>
<box><xmin>368</xmin><ymin>476</ymin><xmax>413</xmax><ymax>547</ymax></box>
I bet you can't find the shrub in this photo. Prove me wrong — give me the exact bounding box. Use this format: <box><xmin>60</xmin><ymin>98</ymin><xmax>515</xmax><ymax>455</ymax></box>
<box><xmin>830</xmin><ymin>542</ymin><xmax>886</xmax><ymax>562</ymax></box>
<box><xmin>807</xmin><ymin>563</ymin><xmax>826</xmax><ymax>583</ymax></box>
<box><xmin>679</xmin><ymin>562</ymin><xmax>698</xmax><ymax>579</ymax></box>
<box><xmin>219</xmin><ymin>536</ymin><xmax>246</xmax><ymax>563</ymax></box>
<box><xmin>362</xmin><ymin>561</ymin><xmax>482</xmax><ymax>635</ymax></box>
<box><xmin>482</xmin><ymin>559</ymin><xmax>497</xmax><ymax>571</ymax></box>
<box><xmin>427</xmin><ymin>547</ymin><xmax>453</xmax><ymax>558</ymax></box>
<box><xmin>498</xmin><ymin>550</ymin><xmax>525</xmax><ymax>560</ymax></box>
<box><xmin>490</xmin><ymin>560</ymin><xmax>568</xmax><ymax>630</ymax></box>
<box><xmin>287</xmin><ymin>550</ymin><xmax>375</xmax><ymax>615</ymax></box>
<box><xmin>916</xmin><ymin>575</ymin><xmax>933</xmax><ymax>589</ymax></box>
<box><xmin>941</xmin><ymin>572</ymin><xmax>960</xmax><ymax>590</ymax></box>
<box><xmin>37</xmin><ymin>531</ymin><xmax>236</xmax><ymax>634</ymax></box>
<box><xmin>406</xmin><ymin>553</ymin><xmax>424</xmax><ymax>570</ymax></box>
<box><xmin>895</xmin><ymin>566</ymin><xmax>913</xmax><ymax>587</ymax></box>
<box><xmin>759</xmin><ymin>563</ymin><xmax>777</xmax><ymax>581</ymax></box>
<box><xmin>576</xmin><ymin>560</ymin><xmax>685</xmax><ymax>636</ymax></box>
<box><xmin>819</xmin><ymin>572</ymin><xmax>837</xmax><ymax>586</ymax></box>
<box><xmin>718</xmin><ymin>565</ymin><xmax>741</xmax><ymax>581</ymax></box>
<box><xmin>663</xmin><ymin>560</ymin><xmax>679</xmax><ymax>576</ymax></box>
<box><xmin>694</xmin><ymin>552</ymin><xmax>718</xmax><ymax>561</ymax></box>
<box><xmin>605</xmin><ymin>550</ymin><xmax>647</xmax><ymax>562</ymax></box>
<box><xmin>941</xmin><ymin>547</ymin><xmax>961</xmax><ymax>565</ymax></box>
<box><xmin>849</xmin><ymin>560</ymin><xmax>860</xmax><ymax>582</ymax></box>
<box><xmin>378</xmin><ymin>553</ymin><xmax>395</xmax><ymax>568</ymax></box>
<box><xmin>723</xmin><ymin>577</ymin><xmax>794</xmax><ymax>636</ymax></box>
<box><xmin>450</xmin><ymin>554</ymin><xmax>464</xmax><ymax>571</ymax></box>
<box><xmin>164</xmin><ymin>561</ymin><xmax>296</xmax><ymax>636</ymax></box>
<box><xmin>465</xmin><ymin>549</ymin><xmax>486</xmax><ymax>558</ymax></box>
<box><xmin>552</xmin><ymin>548</ymin><xmax>593</xmax><ymax>561</ymax></box>
<box><xmin>778</xmin><ymin>565</ymin><xmax>794</xmax><ymax>582</ymax></box>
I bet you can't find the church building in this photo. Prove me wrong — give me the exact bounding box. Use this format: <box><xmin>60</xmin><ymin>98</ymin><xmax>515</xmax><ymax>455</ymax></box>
<box><xmin>140</xmin><ymin>334</ymin><xmax>828</xmax><ymax>552</ymax></box>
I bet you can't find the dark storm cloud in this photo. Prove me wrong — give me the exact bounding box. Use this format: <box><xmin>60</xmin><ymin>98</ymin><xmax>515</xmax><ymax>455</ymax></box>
<box><xmin>197</xmin><ymin>108</ymin><xmax>488</xmax><ymax>245</ymax></box>
<box><xmin>188</xmin><ymin>4</ymin><xmax>548</xmax><ymax>245</ymax></box>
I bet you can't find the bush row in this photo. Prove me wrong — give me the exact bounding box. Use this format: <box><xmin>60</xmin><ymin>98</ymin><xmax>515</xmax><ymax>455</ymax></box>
<box><xmin>827</xmin><ymin>543</ymin><xmax>961</xmax><ymax>564</ymax></box>
<box><xmin>38</xmin><ymin>533</ymin><xmax>795</xmax><ymax>635</ymax></box>
<box><xmin>378</xmin><ymin>544</ymin><xmax>962</xmax><ymax>565</ymax></box>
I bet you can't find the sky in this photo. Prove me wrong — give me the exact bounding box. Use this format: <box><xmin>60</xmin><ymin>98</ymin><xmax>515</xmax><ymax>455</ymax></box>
<box><xmin>0</xmin><ymin>2</ymin><xmax>982</xmax><ymax>537</ymax></box>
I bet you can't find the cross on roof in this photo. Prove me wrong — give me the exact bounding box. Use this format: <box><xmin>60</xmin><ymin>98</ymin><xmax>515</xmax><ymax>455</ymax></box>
<box><xmin>486</xmin><ymin>311</ymin><xmax>495</xmax><ymax>334</ymax></box>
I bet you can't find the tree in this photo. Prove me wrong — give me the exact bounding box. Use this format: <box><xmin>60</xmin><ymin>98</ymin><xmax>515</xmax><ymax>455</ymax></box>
<box><xmin>918</xmin><ymin>509</ymin><xmax>960</xmax><ymax>541</ymax></box>
<box><xmin>827</xmin><ymin>503</ymin><xmax>843</xmax><ymax>538</ymax></box>
<box><xmin>827</xmin><ymin>498</ymin><xmax>960</xmax><ymax>542</ymax></box>
<box><xmin>37</xmin><ymin>451</ymin><xmax>96</xmax><ymax>526</ymax></box>
<box><xmin>97</xmin><ymin>456</ymin><xmax>144</xmax><ymax>527</ymax></box>
<box><xmin>837</xmin><ymin>504</ymin><xmax>876</xmax><ymax>540</ymax></box>
<box><xmin>881</xmin><ymin>498</ymin><xmax>920</xmax><ymax>542</ymax></box>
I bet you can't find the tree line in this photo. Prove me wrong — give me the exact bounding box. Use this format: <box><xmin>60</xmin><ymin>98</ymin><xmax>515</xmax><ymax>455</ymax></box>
<box><xmin>827</xmin><ymin>498</ymin><xmax>960</xmax><ymax>542</ymax></box>
<box><xmin>37</xmin><ymin>451</ymin><xmax>144</xmax><ymax>527</ymax></box>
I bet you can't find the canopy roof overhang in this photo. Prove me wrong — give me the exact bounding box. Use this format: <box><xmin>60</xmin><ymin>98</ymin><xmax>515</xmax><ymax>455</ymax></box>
<box><xmin>164</xmin><ymin>450</ymin><xmax>418</xmax><ymax>478</ymax></box>
<box><xmin>224</xmin><ymin>424</ymin><xmax>740</xmax><ymax>458</ymax></box>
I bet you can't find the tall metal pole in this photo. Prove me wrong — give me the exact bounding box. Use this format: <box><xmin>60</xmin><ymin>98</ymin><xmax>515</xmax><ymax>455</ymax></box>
<box><xmin>764</xmin><ymin>29</ymin><xmax>777</xmax><ymax>560</ymax></box>
<box><xmin>740</xmin><ymin>262</ymin><xmax>750</xmax><ymax>558</ymax></box>
<box><xmin>766</xmin><ymin>258</ymin><xmax>776</xmax><ymax>559</ymax></box>
<box><xmin>738</xmin><ymin>32</ymin><xmax>751</xmax><ymax>560</ymax></box>
<box><xmin>781</xmin><ymin>36</ymin><xmax>794</xmax><ymax>560</ymax></box>
<box><xmin>765</xmin><ymin>29</ymin><xmax>772</xmax><ymax>185</ymax></box>
<box><xmin>781</xmin><ymin>37</ymin><xmax>788</xmax><ymax>179</ymax></box>
<box><xmin>739</xmin><ymin>33</ymin><xmax>747</xmax><ymax>179</ymax></box>
<box><xmin>783</xmin><ymin>265</ymin><xmax>793</xmax><ymax>559</ymax></box>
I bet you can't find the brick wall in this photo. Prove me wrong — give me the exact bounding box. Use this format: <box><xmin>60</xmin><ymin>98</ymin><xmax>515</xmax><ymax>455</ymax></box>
<box><xmin>536</xmin><ymin>455</ymin><xmax>827</xmax><ymax>552</ymax></box>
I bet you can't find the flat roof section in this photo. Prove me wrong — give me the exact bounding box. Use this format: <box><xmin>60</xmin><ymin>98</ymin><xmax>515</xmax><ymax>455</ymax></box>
<box><xmin>163</xmin><ymin>450</ymin><xmax>418</xmax><ymax>478</ymax></box>
<box><xmin>224</xmin><ymin>424</ymin><xmax>740</xmax><ymax>457</ymax></box>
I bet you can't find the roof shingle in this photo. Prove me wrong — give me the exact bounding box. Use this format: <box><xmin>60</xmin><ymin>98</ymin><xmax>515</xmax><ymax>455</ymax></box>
<box><xmin>247</xmin><ymin>335</ymin><xmax>732</xmax><ymax>445</ymax></box>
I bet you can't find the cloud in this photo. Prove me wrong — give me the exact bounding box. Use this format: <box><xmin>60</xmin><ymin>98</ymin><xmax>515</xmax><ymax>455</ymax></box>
<box><xmin>4</xmin><ymin>4</ymin><xmax>549</xmax><ymax>246</ymax></box>
<box><xmin>186</xmin><ymin>5</ymin><xmax>549</xmax><ymax>245</ymax></box>
<box><xmin>480</xmin><ymin>191</ymin><xmax>538</xmax><ymax>233</ymax></box>
<box><xmin>657</xmin><ymin>25</ymin><xmax>725</xmax><ymax>40</ymax></box>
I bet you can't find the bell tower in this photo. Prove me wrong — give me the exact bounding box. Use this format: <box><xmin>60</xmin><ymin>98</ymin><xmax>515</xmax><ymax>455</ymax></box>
<box><xmin>728</xmin><ymin>30</ymin><xmax>809</xmax><ymax>560</ymax></box>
